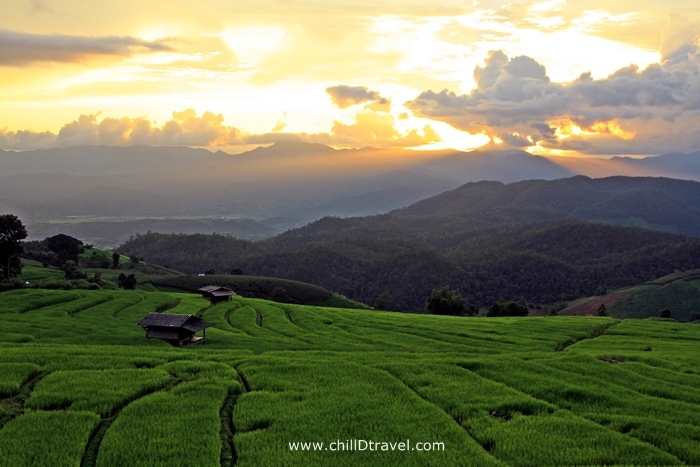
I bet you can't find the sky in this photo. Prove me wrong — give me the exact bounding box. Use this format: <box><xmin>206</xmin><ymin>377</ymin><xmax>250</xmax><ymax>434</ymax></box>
<box><xmin>1</xmin><ymin>0</ymin><xmax>699</xmax><ymax>156</ymax></box>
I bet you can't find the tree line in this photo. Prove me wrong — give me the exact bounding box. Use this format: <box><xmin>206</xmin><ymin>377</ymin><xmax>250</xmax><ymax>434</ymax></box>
<box><xmin>114</xmin><ymin>217</ymin><xmax>700</xmax><ymax>311</ymax></box>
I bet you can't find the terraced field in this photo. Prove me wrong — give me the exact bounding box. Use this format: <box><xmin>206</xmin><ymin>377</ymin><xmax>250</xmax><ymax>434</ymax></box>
<box><xmin>1</xmin><ymin>289</ymin><xmax>699</xmax><ymax>466</ymax></box>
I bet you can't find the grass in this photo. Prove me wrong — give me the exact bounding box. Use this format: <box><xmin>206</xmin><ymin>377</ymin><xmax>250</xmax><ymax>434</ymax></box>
<box><xmin>0</xmin><ymin>411</ymin><xmax>100</xmax><ymax>467</ymax></box>
<box><xmin>150</xmin><ymin>274</ymin><xmax>369</xmax><ymax>308</ymax></box>
<box><xmin>0</xmin><ymin>288</ymin><xmax>700</xmax><ymax>466</ymax></box>
<box><xmin>0</xmin><ymin>363</ymin><xmax>41</xmax><ymax>397</ymax></box>
<box><xmin>25</xmin><ymin>369</ymin><xmax>172</xmax><ymax>417</ymax></box>
<box><xmin>96</xmin><ymin>380</ymin><xmax>231</xmax><ymax>467</ymax></box>
<box><xmin>559</xmin><ymin>268</ymin><xmax>700</xmax><ymax>321</ymax></box>
<box><xmin>609</xmin><ymin>280</ymin><xmax>700</xmax><ymax>321</ymax></box>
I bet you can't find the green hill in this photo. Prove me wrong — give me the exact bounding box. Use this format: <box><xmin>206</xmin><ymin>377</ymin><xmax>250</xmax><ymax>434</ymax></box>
<box><xmin>17</xmin><ymin>249</ymin><xmax>365</xmax><ymax>309</ymax></box>
<box><xmin>394</xmin><ymin>176</ymin><xmax>700</xmax><ymax>236</ymax></box>
<box><xmin>1</xmin><ymin>288</ymin><xmax>700</xmax><ymax>466</ymax></box>
<box><xmin>150</xmin><ymin>274</ymin><xmax>367</xmax><ymax>309</ymax></box>
<box><xmin>562</xmin><ymin>269</ymin><xmax>700</xmax><ymax>321</ymax></box>
<box><xmin>117</xmin><ymin>220</ymin><xmax>700</xmax><ymax>311</ymax></box>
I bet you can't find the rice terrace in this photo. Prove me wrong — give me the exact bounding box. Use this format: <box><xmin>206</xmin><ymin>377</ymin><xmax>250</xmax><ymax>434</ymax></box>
<box><xmin>1</xmin><ymin>288</ymin><xmax>700</xmax><ymax>467</ymax></box>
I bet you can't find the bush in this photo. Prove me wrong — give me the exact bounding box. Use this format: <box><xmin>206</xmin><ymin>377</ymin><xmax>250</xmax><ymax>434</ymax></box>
<box><xmin>117</xmin><ymin>273</ymin><xmax>137</xmax><ymax>290</ymax></box>
<box><xmin>0</xmin><ymin>280</ymin><xmax>26</xmax><ymax>292</ymax></box>
<box><xmin>61</xmin><ymin>260</ymin><xmax>87</xmax><ymax>280</ymax></box>
<box><xmin>597</xmin><ymin>304</ymin><xmax>608</xmax><ymax>317</ymax></box>
<box><xmin>659</xmin><ymin>308</ymin><xmax>672</xmax><ymax>319</ymax></box>
<box><xmin>374</xmin><ymin>292</ymin><xmax>392</xmax><ymax>311</ymax></box>
<box><xmin>488</xmin><ymin>299</ymin><xmax>529</xmax><ymax>317</ymax></box>
<box><xmin>425</xmin><ymin>286</ymin><xmax>477</xmax><ymax>316</ymax></box>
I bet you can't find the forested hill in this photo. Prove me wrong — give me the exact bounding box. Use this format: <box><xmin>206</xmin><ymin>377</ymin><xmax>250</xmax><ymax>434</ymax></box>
<box><xmin>114</xmin><ymin>176</ymin><xmax>700</xmax><ymax>313</ymax></box>
<box><xmin>392</xmin><ymin>175</ymin><xmax>700</xmax><ymax>236</ymax></box>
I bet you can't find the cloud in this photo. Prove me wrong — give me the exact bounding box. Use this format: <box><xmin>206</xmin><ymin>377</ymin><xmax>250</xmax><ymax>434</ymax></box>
<box><xmin>0</xmin><ymin>129</ymin><xmax>56</xmax><ymax>151</ymax></box>
<box><xmin>247</xmin><ymin>109</ymin><xmax>440</xmax><ymax>148</ymax></box>
<box><xmin>0</xmin><ymin>110</ymin><xmax>246</xmax><ymax>150</ymax></box>
<box><xmin>660</xmin><ymin>13</ymin><xmax>699</xmax><ymax>62</ymax></box>
<box><xmin>0</xmin><ymin>29</ymin><xmax>172</xmax><ymax>66</ymax></box>
<box><xmin>0</xmin><ymin>107</ymin><xmax>439</xmax><ymax>150</ymax></box>
<box><xmin>405</xmin><ymin>14</ymin><xmax>700</xmax><ymax>155</ymax></box>
<box><xmin>326</xmin><ymin>110</ymin><xmax>439</xmax><ymax>147</ymax></box>
<box><xmin>29</xmin><ymin>0</ymin><xmax>54</xmax><ymax>12</ymax></box>
<box><xmin>326</xmin><ymin>85</ymin><xmax>390</xmax><ymax>109</ymax></box>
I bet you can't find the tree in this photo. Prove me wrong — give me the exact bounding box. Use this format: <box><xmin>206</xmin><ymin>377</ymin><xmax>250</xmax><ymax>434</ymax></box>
<box><xmin>659</xmin><ymin>308</ymin><xmax>672</xmax><ymax>319</ymax></box>
<box><xmin>47</xmin><ymin>234</ymin><xmax>83</xmax><ymax>265</ymax></box>
<box><xmin>61</xmin><ymin>260</ymin><xmax>87</xmax><ymax>280</ymax></box>
<box><xmin>112</xmin><ymin>252</ymin><xmax>120</xmax><ymax>269</ymax></box>
<box><xmin>230</xmin><ymin>268</ymin><xmax>244</xmax><ymax>275</ymax></box>
<box><xmin>374</xmin><ymin>292</ymin><xmax>392</xmax><ymax>311</ymax></box>
<box><xmin>487</xmin><ymin>298</ymin><xmax>528</xmax><ymax>317</ymax></box>
<box><xmin>425</xmin><ymin>286</ymin><xmax>477</xmax><ymax>316</ymax></box>
<box><xmin>89</xmin><ymin>272</ymin><xmax>103</xmax><ymax>285</ymax></box>
<box><xmin>117</xmin><ymin>273</ymin><xmax>137</xmax><ymax>290</ymax></box>
<box><xmin>0</xmin><ymin>214</ymin><xmax>28</xmax><ymax>281</ymax></box>
<box><xmin>597</xmin><ymin>304</ymin><xmax>608</xmax><ymax>316</ymax></box>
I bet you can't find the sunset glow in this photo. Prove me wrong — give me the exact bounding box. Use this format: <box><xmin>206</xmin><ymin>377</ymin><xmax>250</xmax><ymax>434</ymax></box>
<box><xmin>1</xmin><ymin>1</ymin><xmax>699</xmax><ymax>156</ymax></box>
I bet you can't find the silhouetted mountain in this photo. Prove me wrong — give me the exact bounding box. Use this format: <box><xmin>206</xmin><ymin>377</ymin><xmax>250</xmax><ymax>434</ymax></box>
<box><xmin>0</xmin><ymin>172</ymin><xmax>108</xmax><ymax>202</ymax></box>
<box><xmin>35</xmin><ymin>185</ymin><xmax>175</xmax><ymax>217</ymax></box>
<box><xmin>416</xmin><ymin>149</ymin><xmax>574</xmax><ymax>182</ymax></box>
<box><xmin>611</xmin><ymin>151</ymin><xmax>700</xmax><ymax>177</ymax></box>
<box><xmin>0</xmin><ymin>145</ymin><xmax>232</xmax><ymax>176</ymax></box>
<box><xmin>4</xmin><ymin>143</ymin><xmax>700</xmax><ymax>243</ymax></box>
<box><xmin>555</xmin><ymin>151</ymin><xmax>700</xmax><ymax>181</ymax></box>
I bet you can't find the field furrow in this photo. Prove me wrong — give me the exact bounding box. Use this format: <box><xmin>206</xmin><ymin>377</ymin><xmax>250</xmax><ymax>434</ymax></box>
<box><xmin>2</xmin><ymin>289</ymin><xmax>700</xmax><ymax>466</ymax></box>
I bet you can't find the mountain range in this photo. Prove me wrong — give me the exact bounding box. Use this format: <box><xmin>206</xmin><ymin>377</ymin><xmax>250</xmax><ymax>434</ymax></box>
<box><xmin>115</xmin><ymin>175</ymin><xmax>700</xmax><ymax>314</ymax></box>
<box><xmin>1</xmin><ymin>143</ymin><xmax>700</xmax><ymax>245</ymax></box>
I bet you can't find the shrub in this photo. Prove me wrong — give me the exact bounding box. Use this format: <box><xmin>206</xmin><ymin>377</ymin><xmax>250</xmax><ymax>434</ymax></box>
<box><xmin>488</xmin><ymin>298</ymin><xmax>528</xmax><ymax>317</ymax></box>
<box><xmin>425</xmin><ymin>286</ymin><xmax>477</xmax><ymax>316</ymax></box>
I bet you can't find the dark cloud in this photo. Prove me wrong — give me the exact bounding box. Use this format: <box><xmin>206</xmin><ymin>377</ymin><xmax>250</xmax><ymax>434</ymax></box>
<box><xmin>530</xmin><ymin>122</ymin><xmax>557</xmax><ymax>143</ymax></box>
<box><xmin>474</xmin><ymin>50</ymin><xmax>508</xmax><ymax>91</ymax></box>
<box><xmin>500</xmin><ymin>133</ymin><xmax>531</xmax><ymax>147</ymax></box>
<box><xmin>326</xmin><ymin>85</ymin><xmax>390</xmax><ymax>108</ymax></box>
<box><xmin>0</xmin><ymin>29</ymin><xmax>171</xmax><ymax>66</ymax></box>
<box><xmin>406</xmin><ymin>14</ymin><xmax>700</xmax><ymax>155</ymax></box>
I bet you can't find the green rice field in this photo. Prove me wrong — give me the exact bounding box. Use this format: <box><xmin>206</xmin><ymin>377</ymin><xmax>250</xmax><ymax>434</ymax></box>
<box><xmin>1</xmin><ymin>288</ymin><xmax>699</xmax><ymax>466</ymax></box>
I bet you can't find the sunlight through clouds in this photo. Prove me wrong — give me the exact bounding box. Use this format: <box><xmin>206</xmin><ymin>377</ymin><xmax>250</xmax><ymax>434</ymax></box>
<box><xmin>220</xmin><ymin>26</ymin><xmax>287</xmax><ymax>69</ymax></box>
<box><xmin>0</xmin><ymin>1</ymin><xmax>698</xmax><ymax>154</ymax></box>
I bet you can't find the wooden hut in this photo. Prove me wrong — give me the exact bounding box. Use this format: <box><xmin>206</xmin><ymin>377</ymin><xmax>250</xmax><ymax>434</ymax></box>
<box><xmin>138</xmin><ymin>313</ymin><xmax>212</xmax><ymax>347</ymax></box>
<box><xmin>198</xmin><ymin>285</ymin><xmax>236</xmax><ymax>304</ymax></box>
